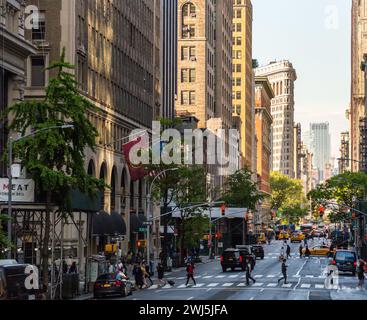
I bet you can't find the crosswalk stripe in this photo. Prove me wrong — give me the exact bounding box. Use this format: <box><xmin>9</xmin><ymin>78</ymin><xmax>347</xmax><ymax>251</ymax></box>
<box><xmin>315</xmin><ymin>284</ymin><xmax>325</xmax><ymax>289</ymax></box>
<box><xmin>195</xmin><ymin>276</ymin><xmax>202</xmax><ymax>279</ymax></box>
<box><xmin>301</xmin><ymin>284</ymin><xmax>311</xmax><ymax>288</ymax></box>
<box><xmin>178</xmin><ymin>284</ymin><xmax>187</xmax><ymax>288</ymax></box>
<box><xmin>229</xmin><ymin>275</ymin><xmax>239</xmax><ymax>278</ymax></box>
<box><xmin>305</xmin><ymin>275</ymin><xmax>314</xmax><ymax>278</ymax></box>
<box><xmin>267</xmin><ymin>275</ymin><xmax>276</xmax><ymax>278</ymax></box>
<box><xmin>237</xmin><ymin>283</ymin><xmax>247</xmax><ymax>287</ymax></box>
<box><xmin>267</xmin><ymin>283</ymin><xmax>277</xmax><ymax>287</ymax></box>
<box><xmin>207</xmin><ymin>283</ymin><xmax>219</xmax><ymax>287</ymax></box>
<box><xmin>162</xmin><ymin>284</ymin><xmax>171</xmax><ymax>289</ymax></box>
<box><xmin>215</xmin><ymin>275</ymin><xmax>225</xmax><ymax>278</ymax></box>
<box><xmin>282</xmin><ymin>283</ymin><xmax>292</xmax><ymax>288</ymax></box>
<box><xmin>222</xmin><ymin>283</ymin><xmax>234</xmax><ymax>287</ymax></box>
<box><xmin>177</xmin><ymin>277</ymin><xmax>186</xmax><ymax>280</ymax></box>
<box><xmin>253</xmin><ymin>282</ymin><xmax>264</xmax><ymax>287</ymax></box>
<box><xmin>203</xmin><ymin>276</ymin><xmax>214</xmax><ymax>279</ymax></box>
<box><xmin>254</xmin><ymin>275</ymin><xmax>263</xmax><ymax>278</ymax></box>
<box><xmin>148</xmin><ymin>285</ymin><xmax>159</xmax><ymax>290</ymax></box>
<box><xmin>193</xmin><ymin>283</ymin><xmax>205</xmax><ymax>288</ymax></box>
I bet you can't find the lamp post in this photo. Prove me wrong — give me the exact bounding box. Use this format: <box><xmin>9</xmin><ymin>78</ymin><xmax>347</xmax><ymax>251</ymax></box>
<box><xmin>146</xmin><ymin>168</ymin><xmax>178</xmax><ymax>267</ymax></box>
<box><xmin>6</xmin><ymin>125</ymin><xmax>74</xmax><ymax>259</ymax></box>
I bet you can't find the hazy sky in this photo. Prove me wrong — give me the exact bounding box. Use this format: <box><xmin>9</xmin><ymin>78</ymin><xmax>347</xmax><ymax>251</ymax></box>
<box><xmin>253</xmin><ymin>0</ymin><xmax>351</xmax><ymax>159</ymax></box>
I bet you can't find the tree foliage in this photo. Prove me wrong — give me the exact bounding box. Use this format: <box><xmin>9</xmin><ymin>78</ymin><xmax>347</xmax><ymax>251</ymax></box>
<box><xmin>270</xmin><ymin>171</ymin><xmax>307</xmax><ymax>223</ymax></box>
<box><xmin>0</xmin><ymin>214</ymin><xmax>11</xmax><ymax>258</ymax></box>
<box><xmin>222</xmin><ymin>167</ymin><xmax>264</xmax><ymax>209</ymax></box>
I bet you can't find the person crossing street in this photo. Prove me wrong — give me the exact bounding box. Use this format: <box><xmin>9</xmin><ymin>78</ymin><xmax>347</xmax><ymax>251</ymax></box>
<box><xmin>286</xmin><ymin>244</ymin><xmax>291</xmax><ymax>259</ymax></box>
<box><xmin>278</xmin><ymin>259</ymin><xmax>288</xmax><ymax>285</ymax></box>
<box><xmin>299</xmin><ymin>244</ymin><xmax>303</xmax><ymax>258</ymax></box>
<box><xmin>245</xmin><ymin>258</ymin><xmax>256</xmax><ymax>286</ymax></box>
<box><xmin>186</xmin><ymin>262</ymin><xmax>196</xmax><ymax>286</ymax></box>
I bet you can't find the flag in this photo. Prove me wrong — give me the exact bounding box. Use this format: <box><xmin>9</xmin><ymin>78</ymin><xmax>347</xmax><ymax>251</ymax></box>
<box><xmin>122</xmin><ymin>136</ymin><xmax>148</xmax><ymax>181</ymax></box>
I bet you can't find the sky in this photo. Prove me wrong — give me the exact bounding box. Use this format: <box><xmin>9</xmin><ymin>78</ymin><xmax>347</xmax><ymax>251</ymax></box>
<box><xmin>253</xmin><ymin>0</ymin><xmax>351</xmax><ymax>159</ymax></box>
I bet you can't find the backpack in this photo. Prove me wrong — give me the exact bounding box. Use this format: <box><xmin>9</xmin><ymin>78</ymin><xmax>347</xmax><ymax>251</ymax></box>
<box><xmin>187</xmin><ymin>265</ymin><xmax>194</xmax><ymax>274</ymax></box>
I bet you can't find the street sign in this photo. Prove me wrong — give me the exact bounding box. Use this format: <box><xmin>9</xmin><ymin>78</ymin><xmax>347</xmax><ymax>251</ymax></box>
<box><xmin>218</xmin><ymin>242</ymin><xmax>223</xmax><ymax>248</ymax></box>
<box><xmin>143</xmin><ymin>221</ymin><xmax>153</xmax><ymax>225</ymax></box>
<box><xmin>138</xmin><ymin>227</ymin><xmax>147</xmax><ymax>232</ymax></box>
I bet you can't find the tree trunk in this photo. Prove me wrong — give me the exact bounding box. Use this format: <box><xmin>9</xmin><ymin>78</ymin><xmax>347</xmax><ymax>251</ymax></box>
<box><xmin>42</xmin><ymin>191</ymin><xmax>52</xmax><ymax>290</ymax></box>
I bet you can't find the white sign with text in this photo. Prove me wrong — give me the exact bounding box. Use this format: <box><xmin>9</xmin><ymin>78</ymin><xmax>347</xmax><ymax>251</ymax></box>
<box><xmin>0</xmin><ymin>179</ymin><xmax>35</xmax><ymax>202</ymax></box>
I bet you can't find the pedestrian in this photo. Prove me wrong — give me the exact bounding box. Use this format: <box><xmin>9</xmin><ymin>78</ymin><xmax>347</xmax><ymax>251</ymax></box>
<box><xmin>157</xmin><ymin>262</ymin><xmax>166</xmax><ymax>286</ymax></box>
<box><xmin>304</xmin><ymin>246</ymin><xmax>311</xmax><ymax>258</ymax></box>
<box><xmin>133</xmin><ymin>263</ymin><xmax>144</xmax><ymax>289</ymax></box>
<box><xmin>185</xmin><ymin>262</ymin><xmax>196</xmax><ymax>286</ymax></box>
<box><xmin>68</xmin><ymin>261</ymin><xmax>77</xmax><ymax>274</ymax></box>
<box><xmin>286</xmin><ymin>244</ymin><xmax>291</xmax><ymax>259</ymax></box>
<box><xmin>142</xmin><ymin>262</ymin><xmax>153</xmax><ymax>287</ymax></box>
<box><xmin>357</xmin><ymin>259</ymin><xmax>366</xmax><ymax>290</ymax></box>
<box><xmin>299</xmin><ymin>244</ymin><xmax>303</xmax><ymax>258</ymax></box>
<box><xmin>277</xmin><ymin>259</ymin><xmax>288</xmax><ymax>285</ymax></box>
<box><xmin>245</xmin><ymin>258</ymin><xmax>256</xmax><ymax>286</ymax></box>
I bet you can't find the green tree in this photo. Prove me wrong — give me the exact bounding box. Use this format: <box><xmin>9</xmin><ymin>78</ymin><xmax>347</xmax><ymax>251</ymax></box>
<box><xmin>222</xmin><ymin>167</ymin><xmax>264</xmax><ymax>209</ymax></box>
<box><xmin>4</xmin><ymin>49</ymin><xmax>105</xmax><ymax>287</ymax></box>
<box><xmin>0</xmin><ymin>214</ymin><xmax>11</xmax><ymax>258</ymax></box>
<box><xmin>270</xmin><ymin>171</ymin><xmax>307</xmax><ymax>223</ymax></box>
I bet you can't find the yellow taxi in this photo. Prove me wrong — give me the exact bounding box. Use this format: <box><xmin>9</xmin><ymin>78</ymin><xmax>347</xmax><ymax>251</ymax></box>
<box><xmin>278</xmin><ymin>231</ymin><xmax>289</xmax><ymax>240</ymax></box>
<box><xmin>290</xmin><ymin>232</ymin><xmax>305</xmax><ymax>243</ymax></box>
<box><xmin>257</xmin><ymin>233</ymin><xmax>267</xmax><ymax>244</ymax></box>
<box><xmin>302</xmin><ymin>245</ymin><xmax>335</xmax><ymax>256</ymax></box>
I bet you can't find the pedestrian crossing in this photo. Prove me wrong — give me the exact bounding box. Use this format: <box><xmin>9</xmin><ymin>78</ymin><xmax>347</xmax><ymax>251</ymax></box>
<box><xmin>147</xmin><ymin>281</ymin><xmax>357</xmax><ymax>291</ymax></box>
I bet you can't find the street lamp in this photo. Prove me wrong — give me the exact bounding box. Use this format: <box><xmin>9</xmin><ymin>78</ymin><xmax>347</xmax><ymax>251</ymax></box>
<box><xmin>7</xmin><ymin>124</ymin><xmax>74</xmax><ymax>259</ymax></box>
<box><xmin>146</xmin><ymin>168</ymin><xmax>179</xmax><ymax>267</ymax></box>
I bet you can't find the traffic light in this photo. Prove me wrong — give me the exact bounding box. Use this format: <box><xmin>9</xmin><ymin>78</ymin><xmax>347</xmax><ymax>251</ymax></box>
<box><xmin>221</xmin><ymin>204</ymin><xmax>226</xmax><ymax>216</ymax></box>
<box><xmin>136</xmin><ymin>240</ymin><xmax>147</xmax><ymax>248</ymax></box>
<box><xmin>318</xmin><ymin>205</ymin><xmax>325</xmax><ymax>217</ymax></box>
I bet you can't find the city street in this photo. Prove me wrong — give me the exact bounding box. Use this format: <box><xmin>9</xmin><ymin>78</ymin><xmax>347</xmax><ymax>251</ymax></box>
<box><xmin>106</xmin><ymin>239</ymin><xmax>366</xmax><ymax>301</ymax></box>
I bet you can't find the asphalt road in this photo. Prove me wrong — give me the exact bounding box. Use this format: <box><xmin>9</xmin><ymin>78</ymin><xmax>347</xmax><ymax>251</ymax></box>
<box><xmin>98</xmin><ymin>238</ymin><xmax>367</xmax><ymax>301</ymax></box>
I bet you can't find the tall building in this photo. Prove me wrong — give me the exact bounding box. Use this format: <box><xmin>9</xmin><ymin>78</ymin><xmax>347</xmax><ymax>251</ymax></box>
<box><xmin>339</xmin><ymin>131</ymin><xmax>351</xmax><ymax>173</ymax></box>
<box><xmin>0</xmin><ymin>0</ymin><xmax>36</xmax><ymax>176</ymax></box>
<box><xmin>294</xmin><ymin>123</ymin><xmax>302</xmax><ymax>179</ymax></box>
<box><xmin>255</xmin><ymin>60</ymin><xmax>297</xmax><ymax>178</ymax></box>
<box><xmin>254</xmin><ymin>76</ymin><xmax>274</xmax><ymax>226</ymax></box>
<box><xmin>309</xmin><ymin>122</ymin><xmax>331</xmax><ymax>183</ymax></box>
<box><xmin>25</xmin><ymin>0</ymin><xmax>160</xmax><ymax>255</ymax></box>
<box><xmin>176</xmin><ymin>0</ymin><xmax>215</xmax><ymax>128</ymax></box>
<box><xmin>299</xmin><ymin>143</ymin><xmax>313</xmax><ymax>196</ymax></box>
<box><xmin>350</xmin><ymin>0</ymin><xmax>367</xmax><ymax>172</ymax></box>
<box><xmin>161</xmin><ymin>0</ymin><xmax>178</xmax><ymax>120</ymax></box>
<box><xmin>232</xmin><ymin>0</ymin><xmax>253</xmax><ymax>169</ymax></box>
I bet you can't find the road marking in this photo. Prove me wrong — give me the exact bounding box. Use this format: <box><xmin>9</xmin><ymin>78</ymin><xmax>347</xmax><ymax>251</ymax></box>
<box><xmin>178</xmin><ymin>284</ymin><xmax>187</xmax><ymax>288</ymax></box>
<box><xmin>215</xmin><ymin>275</ymin><xmax>225</xmax><ymax>278</ymax></box>
<box><xmin>301</xmin><ymin>284</ymin><xmax>311</xmax><ymax>288</ymax></box>
<box><xmin>193</xmin><ymin>283</ymin><xmax>205</xmax><ymax>288</ymax></box>
<box><xmin>282</xmin><ymin>283</ymin><xmax>292</xmax><ymax>288</ymax></box>
<box><xmin>267</xmin><ymin>283</ymin><xmax>277</xmax><ymax>287</ymax></box>
<box><xmin>254</xmin><ymin>275</ymin><xmax>264</xmax><ymax>278</ymax></box>
<box><xmin>249</xmin><ymin>297</ymin><xmax>254</xmax><ymax>301</ymax></box>
<box><xmin>203</xmin><ymin>276</ymin><xmax>214</xmax><ymax>279</ymax></box>
<box><xmin>177</xmin><ymin>277</ymin><xmax>186</xmax><ymax>280</ymax></box>
<box><xmin>267</xmin><ymin>275</ymin><xmax>276</xmax><ymax>278</ymax></box>
<box><xmin>305</xmin><ymin>275</ymin><xmax>314</xmax><ymax>278</ymax></box>
<box><xmin>229</xmin><ymin>275</ymin><xmax>239</xmax><ymax>278</ymax></box>
<box><xmin>187</xmin><ymin>297</ymin><xmax>194</xmax><ymax>300</ymax></box>
<box><xmin>237</xmin><ymin>283</ymin><xmax>246</xmax><ymax>287</ymax></box>
<box><xmin>195</xmin><ymin>276</ymin><xmax>202</xmax><ymax>279</ymax></box>
<box><xmin>296</xmin><ymin>259</ymin><xmax>308</xmax><ymax>277</ymax></box>
<box><xmin>252</xmin><ymin>282</ymin><xmax>264</xmax><ymax>287</ymax></box>
<box><xmin>315</xmin><ymin>284</ymin><xmax>325</xmax><ymax>289</ymax></box>
<box><xmin>222</xmin><ymin>282</ymin><xmax>234</xmax><ymax>287</ymax></box>
<box><xmin>207</xmin><ymin>283</ymin><xmax>219</xmax><ymax>287</ymax></box>
<box><xmin>148</xmin><ymin>285</ymin><xmax>159</xmax><ymax>290</ymax></box>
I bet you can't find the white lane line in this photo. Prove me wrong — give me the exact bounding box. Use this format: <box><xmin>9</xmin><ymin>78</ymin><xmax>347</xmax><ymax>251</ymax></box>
<box><xmin>178</xmin><ymin>284</ymin><xmax>187</xmax><ymax>288</ymax></box>
<box><xmin>207</xmin><ymin>283</ymin><xmax>219</xmax><ymax>287</ymax></box>
<box><xmin>301</xmin><ymin>284</ymin><xmax>311</xmax><ymax>288</ymax></box>
<box><xmin>267</xmin><ymin>283</ymin><xmax>277</xmax><ymax>287</ymax></box>
<box><xmin>215</xmin><ymin>275</ymin><xmax>225</xmax><ymax>278</ymax></box>
<box><xmin>252</xmin><ymin>282</ymin><xmax>264</xmax><ymax>287</ymax></box>
<box><xmin>193</xmin><ymin>284</ymin><xmax>205</xmax><ymax>288</ymax></box>
<box><xmin>315</xmin><ymin>284</ymin><xmax>325</xmax><ymax>289</ymax></box>
<box><xmin>176</xmin><ymin>277</ymin><xmax>186</xmax><ymax>280</ymax></box>
<box><xmin>203</xmin><ymin>276</ymin><xmax>214</xmax><ymax>279</ymax></box>
<box><xmin>296</xmin><ymin>259</ymin><xmax>308</xmax><ymax>277</ymax></box>
<box><xmin>187</xmin><ymin>297</ymin><xmax>194</xmax><ymax>301</ymax></box>
<box><xmin>229</xmin><ymin>275</ymin><xmax>239</xmax><ymax>278</ymax></box>
<box><xmin>266</xmin><ymin>275</ymin><xmax>276</xmax><ymax>278</ymax></box>
<box><xmin>222</xmin><ymin>283</ymin><xmax>234</xmax><ymax>287</ymax></box>
<box><xmin>282</xmin><ymin>283</ymin><xmax>292</xmax><ymax>288</ymax></box>
<box><xmin>237</xmin><ymin>283</ymin><xmax>246</xmax><ymax>287</ymax></box>
<box><xmin>254</xmin><ymin>275</ymin><xmax>264</xmax><ymax>278</ymax></box>
<box><xmin>305</xmin><ymin>275</ymin><xmax>314</xmax><ymax>278</ymax></box>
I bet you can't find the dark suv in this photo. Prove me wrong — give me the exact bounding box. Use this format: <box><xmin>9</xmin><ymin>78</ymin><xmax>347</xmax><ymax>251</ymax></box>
<box><xmin>220</xmin><ymin>248</ymin><xmax>255</xmax><ymax>272</ymax></box>
<box><xmin>330</xmin><ymin>250</ymin><xmax>357</xmax><ymax>276</ymax></box>
<box><xmin>0</xmin><ymin>264</ymin><xmax>30</xmax><ymax>300</ymax></box>
<box><xmin>251</xmin><ymin>245</ymin><xmax>265</xmax><ymax>259</ymax></box>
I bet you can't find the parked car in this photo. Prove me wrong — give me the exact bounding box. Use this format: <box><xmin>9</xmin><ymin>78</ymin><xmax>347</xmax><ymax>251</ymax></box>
<box><xmin>0</xmin><ymin>263</ymin><xmax>30</xmax><ymax>300</ymax></box>
<box><xmin>330</xmin><ymin>250</ymin><xmax>357</xmax><ymax>276</ymax></box>
<box><xmin>220</xmin><ymin>248</ymin><xmax>255</xmax><ymax>272</ymax></box>
<box><xmin>251</xmin><ymin>245</ymin><xmax>264</xmax><ymax>259</ymax></box>
<box><xmin>93</xmin><ymin>273</ymin><xmax>133</xmax><ymax>299</ymax></box>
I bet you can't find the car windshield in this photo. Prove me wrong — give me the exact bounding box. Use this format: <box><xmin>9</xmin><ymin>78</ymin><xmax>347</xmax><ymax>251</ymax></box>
<box><xmin>335</xmin><ymin>252</ymin><xmax>355</xmax><ymax>262</ymax></box>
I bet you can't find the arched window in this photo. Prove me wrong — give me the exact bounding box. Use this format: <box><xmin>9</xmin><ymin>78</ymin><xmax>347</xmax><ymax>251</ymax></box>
<box><xmin>110</xmin><ymin>166</ymin><xmax>117</xmax><ymax>211</ymax></box>
<box><xmin>87</xmin><ymin>160</ymin><xmax>95</xmax><ymax>177</ymax></box>
<box><xmin>121</xmin><ymin>168</ymin><xmax>127</xmax><ymax>209</ymax></box>
<box><xmin>99</xmin><ymin>162</ymin><xmax>107</xmax><ymax>209</ymax></box>
<box><xmin>183</xmin><ymin>2</ymin><xmax>196</xmax><ymax>17</ymax></box>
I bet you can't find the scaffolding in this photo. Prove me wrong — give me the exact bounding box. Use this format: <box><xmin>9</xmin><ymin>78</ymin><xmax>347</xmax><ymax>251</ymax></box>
<box><xmin>1</xmin><ymin>203</ymin><xmax>93</xmax><ymax>299</ymax></box>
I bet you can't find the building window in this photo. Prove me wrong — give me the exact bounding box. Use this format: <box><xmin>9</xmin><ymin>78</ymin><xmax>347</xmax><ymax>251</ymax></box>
<box><xmin>182</xmin><ymin>24</ymin><xmax>195</xmax><ymax>38</ymax></box>
<box><xmin>189</xmin><ymin>69</ymin><xmax>196</xmax><ymax>82</ymax></box>
<box><xmin>190</xmin><ymin>47</ymin><xmax>196</xmax><ymax>59</ymax></box>
<box><xmin>183</xmin><ymin>3</ymin><xmax>196</xmax><ymax>17</ymax></box>
<box><xmin>236</xmin><ymin>78</ymin><xmax>241</xmax><ymax>86</ymax></box>
<box><xmin>235</xmin><ymin>9</ymin><xmax>242</xmax><ymax>19</ymax></box>
<box><xmin>236</xmin><ymin>92</ymin><xmax>241</xmax><ymax>100</ymax></box>
<box><xmin>236</xmin><ymin>51</ymin><xmax>242</xmax><ymax>59</ymax></box>
<box><xmin>236</xmin><ymin>64</ymin><xmax>242</xmax><ymax>72</ymax></box>
<box><xmin>236</xmin><ymin>23</ymin><xmax>242</xmax><ymax>32</ymax></box>
<box><xmin>181</xmin><ymin>91</ymin><xmax>196</xmax><ymax>105</ymax></box>
<box><xmin>181</xmin><ymin>69</ymin><xmax>196</xmax><ymax>82</ymax></box>
<box><xmin>31</xmin><ymin>56</ymin><xmax>46</xmax><ymax>87</ymax></box>
<box><xmin>182</xmin><ymin>47</ymin><xmax>189</xmax><ymax>60</ymax></box>
<box><xmin>32</xmin><ymin>12</ymin><xmax>46</xmax><ymax>40</ymax></box>
<box><xmin>236</xmin><ymin>105</ymin><xmax>241</xmax><ymax>115</ymax></box>
<box><xmin>236</xmin><ymin>37</ymin><xmax>242</xmax><ymax>45</ymax></box>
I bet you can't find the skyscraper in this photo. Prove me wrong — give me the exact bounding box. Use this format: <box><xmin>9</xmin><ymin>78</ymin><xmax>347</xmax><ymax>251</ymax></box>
<box><xmin>309</xmin><ymin>122</ymin><xmax>331</xmax><ymax>182</ymax></box>
<box><xmin>161</xmin><ymin>0</ymin><xmax>178</xmax><ymax>120</ymax></box>
<box><xmin>255</xmin><ymin>60</ymin><xmax>297</xmax><ymax>178</ymax></box>
<box><xmin>232</xmin><ymin>0</ymin><xmax>253</xmax><ymax>169</ymax></box>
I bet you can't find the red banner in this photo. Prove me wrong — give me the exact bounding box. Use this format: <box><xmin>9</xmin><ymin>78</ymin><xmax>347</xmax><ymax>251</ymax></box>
<box><xmin>122</xmin><ymin>136</ymin><xmax>147</xmax><ymax>182</ymax></box>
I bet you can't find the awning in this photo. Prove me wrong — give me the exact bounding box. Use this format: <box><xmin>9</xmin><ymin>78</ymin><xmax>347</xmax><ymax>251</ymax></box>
<box><xmin>92</xmin><ymin>211</ymin><xmax>126</xmax><ymax>236</ymax></box>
